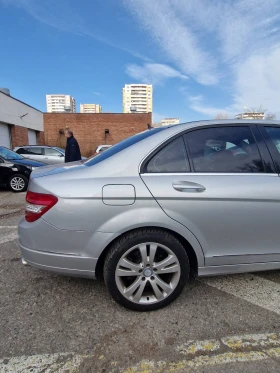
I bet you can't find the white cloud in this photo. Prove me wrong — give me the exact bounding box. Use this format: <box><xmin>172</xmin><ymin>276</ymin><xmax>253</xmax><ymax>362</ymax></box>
<box><xmin>93</xmin><ymin>92</ymin><xmax>101</xmax><ymax>96</ymax></box>
<box><xmin>232</xmin><ymin>47</ymin><xmax>280</xmax><ymax>117</ymax></box>
<box><xmin>124</xmin><ymin>0</ymin><xmax>280</xmax><ymax>116</ymax></box>
<box><xmin>188</xmin><ymin>95</ymin><xmax>232</xmax><ymax>118</ymax></box>
<box><xmin>124</xmin><ymin>0</ymin><xmax>218</xmax><ymax>85</ymax></box>
<box><xmin>126</xmin><ymin>63</ymin><xmax>188</xmax><ymax>85</ymax></box>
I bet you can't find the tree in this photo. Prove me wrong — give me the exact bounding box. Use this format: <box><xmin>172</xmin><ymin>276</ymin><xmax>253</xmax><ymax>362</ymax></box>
<box><xmin>237</xmin><ymin>106</ymin><xmax>276</xmax><ymax>120</ymax></box>
<box><xmin>214</xmin><ymin>113</ymin><xmax>229</xmax><ymax>120</ymax></box>
<box><xmin>265</xmin><ymin>112</ymin><xmax>276</xmax><ymax>120</ymax></box>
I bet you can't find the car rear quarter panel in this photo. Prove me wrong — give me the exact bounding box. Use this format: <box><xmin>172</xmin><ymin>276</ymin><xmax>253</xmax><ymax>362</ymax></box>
<box><xmin>28</xmin><ymin>168</ymin><xmax>205</xmax><ymax>266</ymax></box>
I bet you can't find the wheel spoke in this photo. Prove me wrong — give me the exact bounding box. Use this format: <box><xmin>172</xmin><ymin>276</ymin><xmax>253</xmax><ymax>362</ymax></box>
<box><xmin>132</xmin><ymin>281</ymin><xmax>146</xmax><ymax>302</ymax></box>
<box><xmin>139</xmin><ymin>244</ymin><xmax>148</xmax><ymax>266</ymax></box>
<box><xmin>124</xmin><ymin>277</ymin><xmax>142</xmax><ymax>297</ymax></box>
<box><xmin>116</xmin><ymin>268</ymin><xmax>139</xmax><ymax>277</ymax></box>
<box><xmin>150</xmin><ymin>279</ymin><xmax>165</xmax><ymax>301</ymax></box>
<box><xmin>154</xmin><ymin>275</ymin><xmax>173</xmax><ymax>295</ymax></box>
<box><xmin>119</xmin><ymin>258</ymin><xmax>142</xmax><ymax>272</ymax></box>
<box><xmin>157</xmin><ymin>263</ymin><xmax>180</xmax><ymax>274</ymax></box>
<box><xmin>156</xmin><ymin>255</ymin><xmax>177</xmax><ymax>271</ymax></box>
<box><xmin>149</xmin><ymin>243</ymin><xmax>157</xmax><ymax>265</ymax></box>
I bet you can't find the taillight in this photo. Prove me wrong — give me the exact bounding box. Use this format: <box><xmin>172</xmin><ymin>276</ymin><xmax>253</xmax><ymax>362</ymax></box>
<box><xmin>25</xmin><ymin>191</ymin><xmax>58</xmax><ymax>223</ymax></box>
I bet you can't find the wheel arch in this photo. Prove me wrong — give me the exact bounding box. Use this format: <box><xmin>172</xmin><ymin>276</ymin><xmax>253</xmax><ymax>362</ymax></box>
<box><xmin>95</xmin><ymin>226</ymin><xmax>199</xmax><ymax>280</ymax></box>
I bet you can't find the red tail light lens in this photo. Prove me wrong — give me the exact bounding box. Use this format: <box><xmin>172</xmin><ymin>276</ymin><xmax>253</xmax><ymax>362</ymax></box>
<box><xmin>25</xmin><ymin>191</ymin><xmax>58</xmax><ymax>223</ymax></box>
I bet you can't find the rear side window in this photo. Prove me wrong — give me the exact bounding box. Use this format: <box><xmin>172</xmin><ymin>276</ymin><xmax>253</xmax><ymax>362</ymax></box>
<box><xmin>185</xmin><ymin>126</ymin><xmax>264</xmax><ymax>173</ymax></box>
<box><xmin>145</xmin><ymin>137</ymin><xmax>190</xmax><ymax>173</ymax></box>
<box><xmin>85</xmin><ymin>128</ymin><xmax>167</xmax><ymax>167</ymax></box>
<box><xmin>45</xmin><ymin>148</ymin><xmax>62</xmax><ymax>156</ymax></box>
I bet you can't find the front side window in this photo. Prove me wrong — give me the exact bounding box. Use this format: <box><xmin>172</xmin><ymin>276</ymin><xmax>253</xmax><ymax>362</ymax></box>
<box><xmin>185</xmin><ymin>126</ymin><xmax>264</xmax><ymax>173</ymax></box>
<box><xmin>145</xmin><ymin>137</ymin><xmax>190</xmax><ymax>173</ymax></box>
<box><xmin>45</xmin><ymin>148</ymin><xmax>62</xmax><ymax>156</ymax></box>
<box><xmin>16</xmin><ymin>147</ymin><xmax>28</xmax><ymax>155</ymax></box>
<box><xmin>27</xmin><ymin>147</ymin><xmax>43</xmax><ymax>155</ymax></box>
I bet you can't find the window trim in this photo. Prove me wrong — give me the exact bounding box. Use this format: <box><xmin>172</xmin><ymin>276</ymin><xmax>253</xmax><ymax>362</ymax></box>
<box><xmin>140</xmin><ymin>133</ymin><xmax>190</xmax><ymax>174</ymax></box>
<box><xmin>184</xmin><ymin>124</ymin><xmax>267</xmax><ymax>174</ymax></box>
<box><xmin>140</xmin><ymin>123</ymin><xmax>273</xmax><ymax>175</ymax></box>
<box><xmin>257</xmin><ymin>125</ymin><xmax>280</xmax><ymax>174</ymax></box>
<box><xmin>143</xmin><ymin>135</ymin><xmax>190</xmax><ymax>174</ymax></box>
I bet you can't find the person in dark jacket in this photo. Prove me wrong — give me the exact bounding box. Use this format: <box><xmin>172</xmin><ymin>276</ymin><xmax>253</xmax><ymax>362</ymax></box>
<box><xmin>64</xmin><ymin>130</ymin><xmax>82</xmax><ymax>163</ymax></box>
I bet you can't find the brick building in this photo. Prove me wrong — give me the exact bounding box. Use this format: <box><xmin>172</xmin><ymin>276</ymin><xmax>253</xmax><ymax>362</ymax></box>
<box><xmin>0</xmin><ymin>89</ymin><xmax>44</xmax><ymax>149</ymax></box>
<box><xmin>43</xmin><ymin>112</ymin><xmax>152</xmax><ymax>157</ymax></box>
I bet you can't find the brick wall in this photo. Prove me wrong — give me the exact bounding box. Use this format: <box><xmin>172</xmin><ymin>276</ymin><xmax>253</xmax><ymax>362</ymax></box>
<box><xmin>10</xmin><ymin>125</ymin><xmax>28</xmax><ymax>149</ymax></box>
<box><xmin>43</xmin><ymin>113</ymin><xmax>152</xmax><ymax>157</ymax></box>
<box><xmin>37</xmin><ymin>131</ymin><xmax>45</xmax><ymax>145</ymax></box>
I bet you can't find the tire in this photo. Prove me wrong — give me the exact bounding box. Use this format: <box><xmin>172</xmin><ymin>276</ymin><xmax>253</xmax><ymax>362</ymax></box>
<box><xmin>9</xmin><ymin>174</ymin><xmax>28</xmax><ymax>193</ymax></box>
<box><xmin>104</xmin><ymin>229</ymin><xmax>190</xmax><ymax>311</ymax></box>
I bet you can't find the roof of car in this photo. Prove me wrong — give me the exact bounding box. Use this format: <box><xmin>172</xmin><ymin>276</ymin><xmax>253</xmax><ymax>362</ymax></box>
<box><xmin>160</xmin><ymin>119</ymin><xmax>280</xmax><ymax>135</ymax></box>
<box><xmin>174</xmin><ymin>119</ymin><xmax>280</xmax><ymax>128</ymax></box>
<box><xmin>16</xmin><ymin>145</ymin><xmax>59</xmax><ymax>148</ymax></box>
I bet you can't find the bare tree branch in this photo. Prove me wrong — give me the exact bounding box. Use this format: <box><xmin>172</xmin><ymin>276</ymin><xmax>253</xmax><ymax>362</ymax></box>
<box><xmin>214</xmin><ymin>113</ymin><xmax>229</xmax><ymax>120</ymax></box>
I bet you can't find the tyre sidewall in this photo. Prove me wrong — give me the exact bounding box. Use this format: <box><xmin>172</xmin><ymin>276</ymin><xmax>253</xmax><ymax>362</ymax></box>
<box><xmin>105</xmin><ymin>230</ymin><xmax>190</xmax><ymax>311</ymax></box>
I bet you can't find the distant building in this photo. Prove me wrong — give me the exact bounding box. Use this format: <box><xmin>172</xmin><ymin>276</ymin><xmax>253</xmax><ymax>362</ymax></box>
<box><xmin>161</xmin><ymin>118</ymin><xmax>180</xmax><ymax>126</ymax></box>
<box><xmin>80</xmin><ymin>104</ymin><xmax>102</xmax><ymax>113</ymax></box>
<box><xmin>122</xmin><ymin>84</ymin><xmax>153</xmax><ymax>113</ymax></box>
<box><xmin>46</xmin><ymin>94</ymin><xmax>76</xmax><ymax>113</ymax></box>
<box><xmin>235</xmin><ymin>112</ymin><xmax>265</xmax><ymax>120</ymax></box>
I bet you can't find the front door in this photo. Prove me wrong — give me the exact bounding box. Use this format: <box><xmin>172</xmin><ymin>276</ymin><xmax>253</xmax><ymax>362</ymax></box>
<box><xmin>141</xmin><ymin>125</ymin><xmax>280</xmax><ymax>266</ymax></box>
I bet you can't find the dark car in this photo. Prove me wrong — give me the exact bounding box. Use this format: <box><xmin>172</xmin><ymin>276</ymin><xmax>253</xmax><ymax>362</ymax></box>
<box><xmin>0</xmin><ymin>147</ymin><xmax>45</xmax><ymax>192</ymax></box>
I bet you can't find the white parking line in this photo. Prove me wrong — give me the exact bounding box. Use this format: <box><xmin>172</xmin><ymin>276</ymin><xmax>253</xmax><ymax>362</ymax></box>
<box><xmin>0</xmin><ymin>232</ymin><xmax>18</xmax><ymax>244</ymax></box>
<box><xmin>1</xmin><ymin>332</ymin><xmax>280</xmax><ymax>372</ymax></box>
<box><xmin>203</xmin><ymin>273</ymin><xmax>280</xmax><ymax>315</ymax></box>
<box><xmin>0</xmin><ymin>353</ymin><xmax>90</xmax><ymax>373</ymax></box>
<box><xmin>0</xmin><ymin>226</ymin><xmax>17</xmax><ymax>229</ymax></box>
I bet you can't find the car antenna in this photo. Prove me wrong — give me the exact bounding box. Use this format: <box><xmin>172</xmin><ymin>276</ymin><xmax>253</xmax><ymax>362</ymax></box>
<box><xmin>147</xmin><ymin>123</ymin><xmax>153</xmax><ymax>130</ymax></box>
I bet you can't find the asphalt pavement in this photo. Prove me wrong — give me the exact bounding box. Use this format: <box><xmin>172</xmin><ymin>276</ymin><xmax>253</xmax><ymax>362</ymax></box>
<box><xmin>0</xmin><ymin>190</ymin><xmax>279</xmax><ymax>373</ymax></box>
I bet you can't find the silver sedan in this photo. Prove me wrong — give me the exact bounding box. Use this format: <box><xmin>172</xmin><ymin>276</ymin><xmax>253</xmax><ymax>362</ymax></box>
<box><xmin>18</xmin><ymin>120</ymin><xmax>280</xmax><ymax>311</ymax></box>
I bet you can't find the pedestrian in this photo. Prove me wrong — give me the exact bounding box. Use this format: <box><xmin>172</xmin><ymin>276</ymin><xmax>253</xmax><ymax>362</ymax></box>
<box><xmin>64</xmin><ymin>129</ymin><xmax>82</xmax><ymax>163</ymax></box>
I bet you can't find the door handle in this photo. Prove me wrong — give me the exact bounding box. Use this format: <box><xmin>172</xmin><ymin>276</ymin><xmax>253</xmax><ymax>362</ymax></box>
<box><xmin>172</xmin><ymin>181</ymin><xmax>206</xmax><ymax>192</ymax></box>
<box><xmin>44</xmin><ymin>157</ymin><xmax>48</xmax><ymax>159</ymax></box>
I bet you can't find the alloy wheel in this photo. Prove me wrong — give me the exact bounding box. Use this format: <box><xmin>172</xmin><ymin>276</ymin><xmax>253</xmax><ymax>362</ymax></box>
<box><xmin>115</xmin><ymin>242</ymin><xmax>181</xmax><ymax>305</ymax></box>
<box><xmin>10</xmin><ymin>176</ymin><xmax>25</xmax><ymax>191</ymax></box>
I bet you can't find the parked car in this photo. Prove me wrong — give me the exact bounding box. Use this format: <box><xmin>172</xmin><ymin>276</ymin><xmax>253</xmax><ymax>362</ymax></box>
<box><xmin>0</xmin><ymin>147</ymin><xmax>45</xmax><ymax>192</ymax></box>
<box><xmin>14</xmin><ymin>146</ymin><xmax>66</xmax><ymax>165</ymax></box>
<box><xmin>18</xmin><ymin>120</ymin><xmax>280</xmax><ymax>311</ymax></box>
<box><xmin>94</xmin><ymin>145</ymin><xmax>112</xmax><ymax>155</ymax></box>
<box><xmin>14</xmin><ymin>145</ymin><xmax>87</xmax><ymax>164</ymax></box>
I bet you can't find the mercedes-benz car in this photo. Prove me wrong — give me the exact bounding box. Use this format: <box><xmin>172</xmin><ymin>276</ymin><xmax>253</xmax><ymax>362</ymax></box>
<box><xmin>18</xmin><ymin>120</ymin><xmax>280</xmax><ymax>311</ymax></box>
<box><xmin>0</xmin><ymin>147</ymin><xmax>45</xmax><ymax>192</ymax></box>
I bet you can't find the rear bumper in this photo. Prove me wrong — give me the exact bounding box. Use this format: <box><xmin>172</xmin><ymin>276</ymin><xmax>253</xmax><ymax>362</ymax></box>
<box><xmin>20</xmin><ymin>243</ymin><xmax>97</xmax><ymax>278</ymax></box>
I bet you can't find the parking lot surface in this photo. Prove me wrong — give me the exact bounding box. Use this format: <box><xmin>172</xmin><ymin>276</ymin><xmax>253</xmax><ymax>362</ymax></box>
<box><xmin>0</xmin><ymin>191</ymin><xmax>279</xmax><ymax>372</ymax></box>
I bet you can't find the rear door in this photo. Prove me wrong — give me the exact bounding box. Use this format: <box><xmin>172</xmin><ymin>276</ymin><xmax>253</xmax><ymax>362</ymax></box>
<box><xmin>141</xmin><ymin>124</ymin><xmax>280</xmax><ymax>266</ymax></box>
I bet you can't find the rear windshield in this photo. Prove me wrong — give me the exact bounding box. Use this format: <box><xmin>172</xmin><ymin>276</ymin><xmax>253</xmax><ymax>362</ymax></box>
<box><xmin>85</xmin><ymin>127</ymin><xmax>166</xmax><ymax>167</ymax></box>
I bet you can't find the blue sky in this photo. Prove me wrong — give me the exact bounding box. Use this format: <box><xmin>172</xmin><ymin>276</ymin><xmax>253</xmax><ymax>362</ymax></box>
<box><xmin>1</xmin><ymin>0</ymin><xmax>280</xmax><ymax>123</ymax></box>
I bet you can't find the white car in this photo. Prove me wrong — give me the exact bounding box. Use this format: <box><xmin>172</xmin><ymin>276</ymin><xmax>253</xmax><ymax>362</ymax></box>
<box><xmin>94</xmin><ymin>145</ymin><xmax>112</xmax><ymax>155</ymax></box>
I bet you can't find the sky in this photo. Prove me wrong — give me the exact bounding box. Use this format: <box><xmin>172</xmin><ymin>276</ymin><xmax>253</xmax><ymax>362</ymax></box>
<box><xmin>0</xmin><ymin>0</ymin><xmax>280</xmax><ymax>123</ymax></box>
